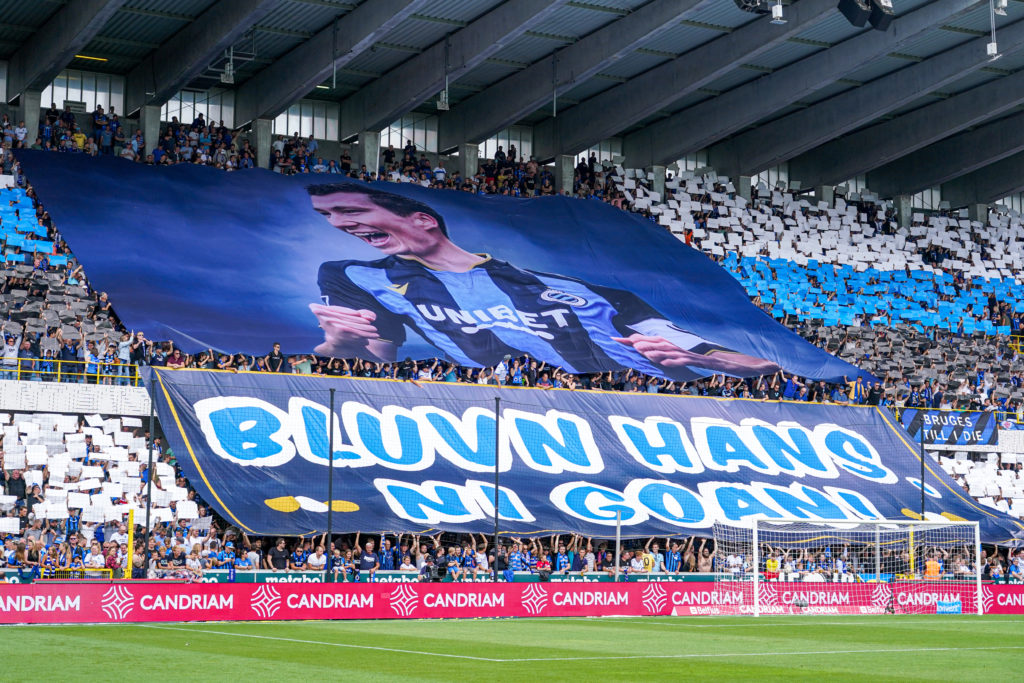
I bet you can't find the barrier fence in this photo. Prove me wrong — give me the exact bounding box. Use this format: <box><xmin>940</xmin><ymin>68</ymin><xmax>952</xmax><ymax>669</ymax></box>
<box><xmin>1</xmin><ymin>580</ymin><xmax>1023</xmax><ymax>624</ymax></box>
<box><xmin>3</xmin><ymin>358</ymin><xmax>141</xmax><ymax>385</ymax></box>
<box><xmin>7</xmin><ymin>568</ymin><xmax>1020</xmax><ymax>586</ymax></box>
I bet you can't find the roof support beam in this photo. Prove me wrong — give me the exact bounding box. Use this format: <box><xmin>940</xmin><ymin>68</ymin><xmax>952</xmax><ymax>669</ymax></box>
<box><xmin>713</xmin><ymin>18</ymin><xmax>1024</xmax><ymax>176</ymax></box>
<box><xmin>866</xmin><ymin>111</ymin><xmax>1024</xmax><ymax>198</ymax></box>
<box><xmin>788</xmin><ymin>66</ymin><xmax>1024</xmax><ymax>188</ymax></box>
<box><xmin>233</xmin><ymin>0</ymin><xmax>433</xmax><ymax>127</ymax></box>
<box><xmin>5</xmin><ymin>0</ymin><xmax>128</xmax><ymax>103</ymax></box>
<box><xmin>941</xmin><ymin>150</ymin><xmax>1024</xmax><ymax>207</ymax></box>
<box><xmin>622</xmin><ymin>0</ymin><xmax>981</xmax><ymax>168</ymax></box>
<box><xmin>436</xmin><ymin>0</ymin><xmax>715</xmax><ymax>152</ymax></box>
<box><xmin>531</xmin><ymin>0</ymin><xmax>839</xmax><ymax>162</ymax></box>
<box><xmin>339</xmin><ymin>0</ymin><xmax>570</xmax><ymax>141</ymax></box>
<box><xmin>124</xmin><ymin>0</ymin><xmax>283</xmax><ymax>116</ymax></box>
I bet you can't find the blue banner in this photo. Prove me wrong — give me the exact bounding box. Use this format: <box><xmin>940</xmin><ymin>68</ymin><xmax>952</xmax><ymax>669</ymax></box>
<box><xmin>145</xmin><ymin>368</ymin><xmax>1023</xmax><ymax>543</ymax></box>
<box><xmin>899</xmin><ymin>409</ymin><xmax>998</xmax><ymax>447</ymax></box>
<box><xmin>17</xmin><ymin>151</ymin><xmax>870</xmax><ymax>382</ymax></box>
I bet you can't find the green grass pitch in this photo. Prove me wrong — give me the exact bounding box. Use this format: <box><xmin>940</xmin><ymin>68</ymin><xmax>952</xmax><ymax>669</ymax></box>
<box><xmin>4</xmin><ymin>615</ymin><xmax>1021</xmax><ymax>680</ymax></box>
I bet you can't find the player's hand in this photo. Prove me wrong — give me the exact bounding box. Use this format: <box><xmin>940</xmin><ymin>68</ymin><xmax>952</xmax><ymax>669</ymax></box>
<box><xmin>309</xmin><ymin>303</ymin><xmax>380</xmax><ymax>352</ymax></box>
<box><xmin>612</xmin><ymin>334</ymin><xmax>707</xmax><ymax>367</ymax></box>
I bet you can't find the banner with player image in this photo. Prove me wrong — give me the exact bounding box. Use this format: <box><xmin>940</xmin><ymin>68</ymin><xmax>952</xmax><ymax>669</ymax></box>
<box><xmin>17</xmin><ymin>150</ymin><xmax>870</xmax><ymax>383</ymax></box>
<box><xmin>145</xmin><ymin>367</ymin><xmax>1024</xmax><ymax>542</ymax></box>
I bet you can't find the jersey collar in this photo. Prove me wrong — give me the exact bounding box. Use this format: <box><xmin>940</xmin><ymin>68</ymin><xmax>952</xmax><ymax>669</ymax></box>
<box><xmin>396</xmin><ymin>253</ymin><xmax>492</xmax><ymax>271</ymax></box>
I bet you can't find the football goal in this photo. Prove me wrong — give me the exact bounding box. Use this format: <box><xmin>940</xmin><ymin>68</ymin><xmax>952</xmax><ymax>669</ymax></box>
<box><xmin>712</xmin><ymin>519</ymin><xmax>981</xmax><ymax>616</ymax></box>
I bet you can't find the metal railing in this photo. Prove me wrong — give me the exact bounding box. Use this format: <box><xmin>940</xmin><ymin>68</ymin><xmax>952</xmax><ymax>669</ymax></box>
<box><xmin>1010</xmin><ymin>333</ymin><xmax>1024</xmax><ymax>355</ymax></box>
<box><xmin>0</xmin><ymin>358</ymin><xmax>141</xmax><ymax>386</ymax></box>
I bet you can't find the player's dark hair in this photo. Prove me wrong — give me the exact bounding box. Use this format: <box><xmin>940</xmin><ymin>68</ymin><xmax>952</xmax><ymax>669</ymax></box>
<box><xmin>306</xmin><ymin>182</ymin><xmax>448</xmax><ymax>237</ymax></box>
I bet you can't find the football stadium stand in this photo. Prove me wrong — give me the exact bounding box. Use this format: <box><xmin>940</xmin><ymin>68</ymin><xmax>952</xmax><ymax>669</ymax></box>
<box><xmin>0</xmin><ymin>0</ymin><xmax>1023</xmax><ymax>591</ymax></box>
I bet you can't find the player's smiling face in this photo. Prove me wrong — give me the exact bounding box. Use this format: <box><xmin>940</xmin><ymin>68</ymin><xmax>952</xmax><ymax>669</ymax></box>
<box><xmin>311</xmin><ymin>192</ymin><xmax>443</xmax><ymax>256</ymax></box>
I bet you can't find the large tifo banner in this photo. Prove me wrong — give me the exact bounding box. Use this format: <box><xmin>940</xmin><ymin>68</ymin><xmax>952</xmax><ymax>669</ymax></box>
<box><xmin>899</xmin><ymin>409</ymin><xmax>999</xmax><ymax>448</ymax></box>
<box><xmin>17</xmin><ymin>151</ymin><xmax>866</xmax><ymax>383</ymax></box>
<box><xmin>146</xmin><ymin>368</ymin><xmax>1023</xmax><ymax>543</ymax></box>
<box><xmin>1</xmin><ymin>581</ymin><xmax>1023</xmax><ymax>624</ymax></box>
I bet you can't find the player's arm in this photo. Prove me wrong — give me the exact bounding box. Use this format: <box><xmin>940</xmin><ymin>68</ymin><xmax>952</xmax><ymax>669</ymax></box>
<box><xmin>590</xmin><ymin>280</ymin><xmax>780</xmax><ymax>376</ymax></box>
<box><xmin>312</xmin><ymin>262</ymin><xmax>404</xmax><ymax>361</ymax></box>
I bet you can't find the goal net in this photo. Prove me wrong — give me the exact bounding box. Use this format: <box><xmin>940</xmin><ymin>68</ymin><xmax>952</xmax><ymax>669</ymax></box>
<box><xmin>712</xmin><ymin>519</ymin><xmax>981</xmax><ymax>616</ymax></box>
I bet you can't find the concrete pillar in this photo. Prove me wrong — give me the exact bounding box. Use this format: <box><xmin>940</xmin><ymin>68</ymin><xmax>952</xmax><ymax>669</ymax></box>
<box><xmin>19</xmin><ymin>89</ymin><xmax>41</xmax><ymax>138</ymax></box>
<box><xmin>139</xmin><ymin>105</ymin><xmax>161</xmax><ymax>158</ymax></box>
<box><xmin>254</xmin><ymin>118</ymin><xmax>272</xmax><ymax>169</ymax></box>
<box><xmin>356</xmin><ymin>130</ymin><xmax>380</xmax><ymax>177</ymax></box>
<box><xmin>649</xmin><ymin>165</ymin><xmax>666</xmax><ymax>200</ymax></box>
<box><xmin>896</xmin><ymin>194</ymin><xmax>913</xmax><ymax>228</ymax></box>
<box><xmin>458</xmin><ymin>142</ymin><xmax>479</xmax><ymax>180</ymax></box>
<box><xmin>967</xmin><ymin>203</ymin><xmax>988</xmax><ymax>223</ymax></box>
<box><xmin>816</xmin><ymin>184</ymin><xmax>835</xmax><ymax>207</ymax></box>
<box><xmin>737</xmin><ymin>175</ymin><xmax>752</xmax><ymax>202</ymax></box>
<box><xmin>555</xmin><ymin>154</ymin><xmax>575</xmax><ymax>195</ymax></box>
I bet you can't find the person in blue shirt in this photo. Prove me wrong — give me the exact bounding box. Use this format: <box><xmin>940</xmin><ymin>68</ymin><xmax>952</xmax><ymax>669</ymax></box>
<box><xmin>378</xmin><ymin>536</ymin><xmax>397</xmax><ymax>571</ymax></box>
<box><xmin>218</xmin><ymin>542</ymin><xmax>237</xmax><ymax>569</ymax></box>
<box><xmin>335</xmin><ymin>550</ymin><xmax>355</xmax><ymax>582</ymax></box>
<box><xmin>1009</xmin><ymin>559</ymin><xmax>1023</xmax><ymax>582</ymax></box>
<box><xmin>357</xmin><ymin>540</ymin><xmax>379</xmax><ymax>581</ymax></box>
<box><xmin>460</xmin><ymin>545</ymin><xmax>477</xmax><ymax>580</ymax></box>
<box><xmin>42</xmin><ymin>546</ymin><xmax>59</xmax><ymax>578</ymax></box>
<box><xmin>66</xmin><ymin>534</ymin><xmax>85</xmax><ymax>562</ymax></box>
<box><xmin>443</xmin><ymin>547</ymin><xmax>462</xmax><ymax>581</ymax></box>
<box><xmin>234</xmin><ymin>550</ymin><xmax>253</xmax><ymax>571</ymax></box>
<box><xmin>555</xmin><ymin>543</ymin><xmax>571</xmax><ymax>574</ymax></box>
<box><xmin>289</xmin><ymin>543</ymin><xmax>308</xmax><ymax>571</ymax></box>
<box><xmin>65</xmin><ymin>514</ymin><xmax>81</xmax><ymax>542</ymax></box>
<box><xmin>508</xmin><ymin>542</ymin><xmax>525</xmax><ymax>572</ymax></box>
<box><xmin>665</xmin><ymin>540</ymin><xmax>682</xmax><ymax>573</ymax></box>
<box><xmin>326</xmin><ymin>548</ymin><xmax>344</xmax><ymax>581</ymax></box>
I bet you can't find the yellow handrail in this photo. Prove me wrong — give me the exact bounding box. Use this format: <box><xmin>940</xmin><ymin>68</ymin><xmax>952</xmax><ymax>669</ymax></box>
<box><xmin>4</xmin><ymin>357</ymin><xmax>141</xmax><ymax>386</ymax></box>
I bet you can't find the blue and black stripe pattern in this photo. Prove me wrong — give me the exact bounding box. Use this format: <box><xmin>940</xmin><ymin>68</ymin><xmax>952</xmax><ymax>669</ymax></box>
<box><xmin>318</xmin><ymin>255</ymin><xmax>729</xmax><ymax>380</ymax></box>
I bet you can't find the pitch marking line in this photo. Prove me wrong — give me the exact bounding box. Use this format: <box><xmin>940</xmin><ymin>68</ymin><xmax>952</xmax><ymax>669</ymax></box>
<box><xmin>500</xmin><ymin>645</ymin><xmax>1024</xmax><ymax>662</ymax></box>
<box><xmin>137</xmin><ymin>624</ymin><xmax>505</xmax><ymax>661</ymax></box>
<box><xmin>597</xmin><ymin>617</ymin><xmax>1012</xmax><ymax>628</ymax></box>
<box><xmin>137</xmin><ymin>625</ymin><xmax>1024</xmax><ymax>663</ymax></box>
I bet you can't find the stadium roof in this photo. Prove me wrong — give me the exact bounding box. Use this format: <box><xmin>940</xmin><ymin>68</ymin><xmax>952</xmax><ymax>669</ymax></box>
<box><xmin>3</xmin><ymin>0</ymin><xmax>1024</xmax><ymax>201</ymax></box>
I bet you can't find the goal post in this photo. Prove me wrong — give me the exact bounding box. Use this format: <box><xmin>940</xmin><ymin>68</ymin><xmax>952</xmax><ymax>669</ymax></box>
<box><xmin>712</xmin><ymin>519</ymin><xmax>982</xmax><ymax>616</ymax></box>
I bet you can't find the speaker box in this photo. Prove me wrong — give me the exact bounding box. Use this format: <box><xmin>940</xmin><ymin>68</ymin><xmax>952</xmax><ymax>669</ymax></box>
<box><xmin>838</xmin><ymin>0</ymin><xmax>870</xmax><ymax>27</ymax></box>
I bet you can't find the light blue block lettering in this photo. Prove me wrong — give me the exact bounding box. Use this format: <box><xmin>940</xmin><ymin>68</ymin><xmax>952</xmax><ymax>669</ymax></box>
<box><xmin>637</xmin><ymin>483</ymin><xmax>704</xmax><ymax>524</ymax></box>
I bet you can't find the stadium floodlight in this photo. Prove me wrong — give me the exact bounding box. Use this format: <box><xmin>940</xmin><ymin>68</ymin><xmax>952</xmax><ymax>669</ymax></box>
<box><xmin>437</xmin><ymin>37</ymin><xmax>451</xmax><ymax>111</ymax></box>
<box><xmin>989</xmin><ymin>1</ymin><xmax>1002</xmax><ymax>61</ymax></box>
<box><xmin>770</xmin><ymin>1</ymin><xmax>787</xmax><ymax>25</ymax></box>
<box><xmin>869</xmin><ymin>0</ymin><xmax>895</xmax><ymax>31</ymax></box>
<box><xmin>994</xmin><ymin>0</ymin><xmax>1008</xmax><ymax>16</ymax></box>
<box><xmin>220</xmin><ymin>46</ymin><xmax>235</xmax><ymax>85</ymax></box>
<box><xmin>838</xmin><ymin>0</ymin><xmax>871</xmax><ymax>27</ymax></box>
<box><xmin>712</xmin><ymin>519</ymin><xmax>982</xmax><ymax>617</ymax></box>
<box><xmin>733</xmin><ymin>0</ymin><xmax>773</xmax><ymax>13</ymax></box>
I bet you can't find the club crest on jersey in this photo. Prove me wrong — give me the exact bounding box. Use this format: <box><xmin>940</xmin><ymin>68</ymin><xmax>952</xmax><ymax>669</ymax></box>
<box><xmin>540</xmin><ymin>289</ymin><xmax>587</xmax><ymax>307</ymax></box>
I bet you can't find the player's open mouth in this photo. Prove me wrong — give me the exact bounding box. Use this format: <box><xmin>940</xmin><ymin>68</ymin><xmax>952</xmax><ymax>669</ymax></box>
<box><xmin>350</xmin><ymin>230</ymin><xmax>390</xmax><ymax>246</ymax></box>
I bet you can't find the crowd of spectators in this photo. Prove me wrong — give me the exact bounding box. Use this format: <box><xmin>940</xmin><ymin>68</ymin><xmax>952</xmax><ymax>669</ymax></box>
<box><xmin>2</xmin><ymin>104</ymin><xmax>1024</xmax><ymax>556</ymax></box>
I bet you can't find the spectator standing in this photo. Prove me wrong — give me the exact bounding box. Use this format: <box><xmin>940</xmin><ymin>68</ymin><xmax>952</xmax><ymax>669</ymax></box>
<box><xmin>3</xmin><ymin>469</ymin><xmax>27</xmax><ymax>503</ymax></box>
<box><xmin>265</xmin><ymin>538</ymin><xmax>289</xmax><ymax>571</ymax></box>
<box><xmin>266</xmin><ymin>342</ymin><xmax>286</xmax><ymax>372</ymax></box>
<box><xmin>358</xmin><ymin>540</ymin><xmax>379</xmax><ymax>581</ymax></box>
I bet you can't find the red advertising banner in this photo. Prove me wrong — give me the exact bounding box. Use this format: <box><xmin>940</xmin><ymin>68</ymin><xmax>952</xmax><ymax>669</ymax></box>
<box><xmin>0</xmin><ymin>581</ymin><xmax>1020</xmax><ymax>624</ymax></box>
